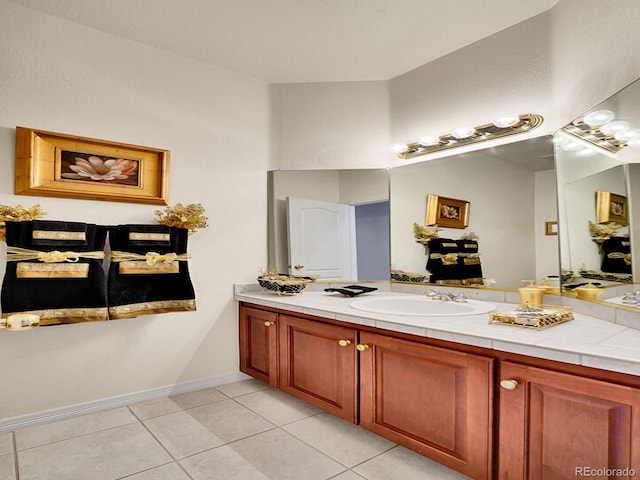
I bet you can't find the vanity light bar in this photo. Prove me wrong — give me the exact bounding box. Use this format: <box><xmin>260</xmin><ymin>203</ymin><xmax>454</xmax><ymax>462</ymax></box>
<box><xmin>396</xmin><ymin>113</ymin><xmax>544</xmax><ymax>160</ymax></box>
<box><xmin>562</xmin><ymin>116</ymin><xmax>630</xmax><ymax>154</ymax></box>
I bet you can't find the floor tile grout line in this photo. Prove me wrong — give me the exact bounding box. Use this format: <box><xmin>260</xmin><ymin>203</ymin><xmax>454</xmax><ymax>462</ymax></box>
<box><xmin>125</xmin><ymin>388</ymin><xmax>236</xmax><ymax>422</ymax></box>
<box><xmin>11</xmin><ymin>415</ymin><xmax>140</xmax><ymax>454</ymax></box>
<box><xmin>280</xmin><ymin>418</ymin><xmax>399</xmax><ymax>473</ymax></box>
<box><xmin>127</xmin><ymin>406</ymin><xmax>198</xmax><ymax>480</ymax></box>
<box><xmin>113</xmin><ymin>459</ymin><xmax>183</xmax><ymax>480</ymax></box>
<box><xmin>346</xmin><ymin>444</ymin><xmax>400</xmax><ymax>471</ymax></box>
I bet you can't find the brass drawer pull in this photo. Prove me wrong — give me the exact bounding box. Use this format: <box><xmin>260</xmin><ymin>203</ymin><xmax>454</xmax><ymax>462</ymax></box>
<box><xmin>500</xmin><ymin>379</ymin><xmax>519</xmax><ymax>390</ymax></box>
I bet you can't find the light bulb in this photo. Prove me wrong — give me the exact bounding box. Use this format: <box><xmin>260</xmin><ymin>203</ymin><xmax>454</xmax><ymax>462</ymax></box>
<box><xmin>552</xmin><ymin>135</ymin><xmax>569</xmax><ymax>146</ymax></box>
<box><xmin>576</xmin><ymin>147</ymin><xmax>597</xmax><ymax>157</ymax></box>
<box><xmin>615</xmin><ymin>128</ymin><xmax>640</xmax><ymax>142</ymax></box>
<box><xmin>392</xmin><ymin>144</ymin><xmax>409</xmax><ymax>153</ymax></box>
<box><xmin>561</xmin><ymin>141</ymin><xmax>582</xmax><ymax>152</ymax></box>
<box><xmin>600</xmin><ymin>120</ymin><xmax>630</xmax><ymax>136</ymax></box>
<box><xmin>493</xmin><ymin>115</ymin><xmax>520</xmax><ymax>128</ymax></box>
<box><xmin>627</xmin><ymin>137</ymin><xmax>640</xmax><ymax>147</ymax></box>
<box><xmin>418</xmin><ymin>135</ymin><xmax>440</xmax><ymax>147</ymax></box>
<box><xmin>583</xmin><ymin>110</ymin><xmax>615</xmax><ymax>127</ymax></box>
<box><xmin>451</xmin><ymin>127</ymin><xmax>476</xmax><ymax>139</ymax></box>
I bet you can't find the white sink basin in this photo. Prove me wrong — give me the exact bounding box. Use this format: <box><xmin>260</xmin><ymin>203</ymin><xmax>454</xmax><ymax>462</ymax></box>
<box><xmin>349</xmin><ymin>296</ymin><xmax>496</xmax><ymax>317</ymax></box>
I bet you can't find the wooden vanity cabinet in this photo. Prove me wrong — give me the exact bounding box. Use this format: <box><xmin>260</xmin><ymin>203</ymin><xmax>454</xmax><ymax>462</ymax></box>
<box><xmin>359</xmin><ymin>331</ymin><xmax>494</xmax><ymax>480</ymax></box>
<box><xmin>498</xmin><ymin>361</ymin><xmax>640</xmax><ymax>479</ymax></box>
<box><xmin>239</xmin><ymin>306</ymin><xmax>279</xmax><ymax>386</ymax></box>
<box><xmin>278</xmin><ymin>314</ymin><xmax>359</xmax><ymax>423</ymax></box>
<box><xmin>239</xmin><ymin>302</ymin><xmax>640</xmax><ymax>480</ymax></box>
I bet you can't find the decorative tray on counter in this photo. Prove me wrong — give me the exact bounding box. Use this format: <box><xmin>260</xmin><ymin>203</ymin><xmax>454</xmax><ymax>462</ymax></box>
<box><xmin>390</xmin><ymin>270</ymin><xmax>427</xmax><ymax>283</ymax></box>
<box><xmin>489</xmin><ymin>304</ymin><xmax>574</xmax><ymax>330</ymax></box>
<box><xmin>257</xmin><ymin>273</ymin><xmax>315</xmax><ymax>295</ymax></box>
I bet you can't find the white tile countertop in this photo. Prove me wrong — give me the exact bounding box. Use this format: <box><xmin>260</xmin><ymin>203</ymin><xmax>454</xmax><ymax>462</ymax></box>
<box><xmin>234</xmin><ymin>284</ymin><xmax>640</xmax><ymax>377</ymax></box>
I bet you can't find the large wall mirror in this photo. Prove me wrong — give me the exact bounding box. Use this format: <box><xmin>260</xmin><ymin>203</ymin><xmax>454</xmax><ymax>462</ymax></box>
<box><xmin>389</xmin><ymin>136</ymin><xmax>558</xmax><ymax>289</ymax></box>
<box><xmin>556</xmin><ymin>76</ymin><xmax>640</xmax><ymax>299</ymax></box>
<box><xmin>267</xmin><ymin>135</ymin><xmax>559</xmax><ymax>289</ymax></box>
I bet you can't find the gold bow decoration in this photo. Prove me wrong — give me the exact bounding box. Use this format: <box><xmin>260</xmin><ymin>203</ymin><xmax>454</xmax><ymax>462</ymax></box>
<box><xmin>144</xmin><ymin>252</ymin><xmax>178</xmax><ymax>266</ymax></box>
<box><xmin>6</xmin><ymin>247</ymin><xmax>105</xmax><ymax>262</ymax></box>
<box><xmin>607</xmin><ymin>252</ymin><xmax>632</xmax><ymax>265</ymax></box>
<box><xmin>110</xmin><ymin>251</ymin><xmax>190</xmax><ymax>266</ymax></box>
<box><xmin>430</xmin><ymin>253</ymin><xmax>459</xmax><ymax>265</ymax></box>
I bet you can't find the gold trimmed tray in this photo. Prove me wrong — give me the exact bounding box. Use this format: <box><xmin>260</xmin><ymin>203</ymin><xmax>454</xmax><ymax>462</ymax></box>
<box><xmin>489</xmin><ymin>304</ymin><xmax>574</xmax><ymax>330</ymax></box>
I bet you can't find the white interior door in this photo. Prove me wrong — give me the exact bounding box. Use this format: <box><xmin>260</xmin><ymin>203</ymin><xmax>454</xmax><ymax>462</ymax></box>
<box><xmin>287</xmin><ymin>197</ymin><xmax>356</xmax><ymax>280</ymax></box>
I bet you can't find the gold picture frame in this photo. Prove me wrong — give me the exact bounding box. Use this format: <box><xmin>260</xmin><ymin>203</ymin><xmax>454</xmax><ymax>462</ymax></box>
<box><xmin>15</xmin><ymin>126</ymin><xmax>170</xmax><ymax>205</ymax></box>
<box><xmin>596</xmin><ymin>190</ymin><xmax>628</xmax><ymax>225</ymax></box>
<box><xmin>425</xmin><ymin>194</ymin><xmax>469</xmax><ymax>228</ymax></box>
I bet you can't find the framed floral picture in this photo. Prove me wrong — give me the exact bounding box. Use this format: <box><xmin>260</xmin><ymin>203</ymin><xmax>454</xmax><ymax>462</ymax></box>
<box><xmin>596</xmin><ymin>190</ymin><xmax>628</xmax><ymax>225</ymax></box>
<box><xmin>15</xmin><ymin>126</ymin><xmax>169</xmax><ymax>205</ymax></box>
<box><xmin>425</xmin><ymin>194</ymin><xmax>469</xmax><ymax>228</ymax></box>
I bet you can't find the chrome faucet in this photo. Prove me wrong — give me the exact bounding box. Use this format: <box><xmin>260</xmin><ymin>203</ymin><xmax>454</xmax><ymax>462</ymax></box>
<box><xmin>425</xmin><ymin>289</ymin><xmax>468</xmax><ymax>303</ymax></box>
<box><xmin>621</xmin><ymin>291</ymin><xmax>640</xmax><ymax>306</ymax></box>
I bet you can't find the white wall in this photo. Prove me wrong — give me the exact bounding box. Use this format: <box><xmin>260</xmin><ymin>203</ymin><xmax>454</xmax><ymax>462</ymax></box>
<box><xmin>271</xmin><ymin>82</ymin><xmax>391</xmax><ymax>170</ymax></box>
<box><xmin>0</xmin><ymin>1</ymin><xmax>270</xmax><ymax>419</ymax></box>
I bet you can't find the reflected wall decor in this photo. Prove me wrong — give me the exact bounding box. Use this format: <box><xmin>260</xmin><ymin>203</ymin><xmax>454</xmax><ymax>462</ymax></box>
<box><xmin>15</xmin><ymin>127</ymin><xmax>170</xmax><ymax>205</ymax></box>
<box><xmin>596</xmin><ymin>190</ymin><xmax>628</xmax><ymax>225</ymax></box>
<box><xmin>425</xmin><ymin>194</ymin><xmax>469</xmax><ymax>229</ymax></box>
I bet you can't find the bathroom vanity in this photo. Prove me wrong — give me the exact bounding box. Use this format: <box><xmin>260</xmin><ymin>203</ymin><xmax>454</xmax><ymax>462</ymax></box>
<box><xmin>235</xmin><ymin>286</ymin><xmax>640</xmax><ymax>480</ymax></box>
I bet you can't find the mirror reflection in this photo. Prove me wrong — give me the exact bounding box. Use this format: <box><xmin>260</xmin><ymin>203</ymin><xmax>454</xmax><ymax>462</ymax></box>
<box><xmin>389</xmin><ymin>135</ymin><xmax>558</xmax><ymax>289</ymax></box>
<box><xmin>267</xmin><ymin>169</ymin><xmax>390</xmax><ymax>281</ymax></box>
<box><xmin>555</xmin><ymin>145</ymin><xmax>630</xmax><ymax>287</ymax></box>
<box><xmin>556</xmin><ymin>76</ymin><xmax>640</xmax><ymax>298</ymax></box>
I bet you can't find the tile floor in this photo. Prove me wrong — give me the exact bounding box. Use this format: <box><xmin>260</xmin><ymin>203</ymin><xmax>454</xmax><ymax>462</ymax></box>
<box><xmin>0</xmin><ymin>378</ymin><xmax>470</xmax><ymax>480</ymax></box>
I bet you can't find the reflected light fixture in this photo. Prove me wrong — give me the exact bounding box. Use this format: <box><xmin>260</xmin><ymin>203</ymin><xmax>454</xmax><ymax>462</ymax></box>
<box><xmin>394</xmin><ymin>113</ymin><xmax>543</xmax><ymax>160</ymax></box>
<box><xmin>582</xmin><ymin>109</ymin><xmax>615</xmax><ymax>127</ymax></box>
<box><xmin>561</xmin><ymin>110</ymin><xmax>640</xmax><ymax>153</ymax></box>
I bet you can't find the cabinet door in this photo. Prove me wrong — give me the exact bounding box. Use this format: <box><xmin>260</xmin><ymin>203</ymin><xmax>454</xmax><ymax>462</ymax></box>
<box><xmin>279</xmin><ymin>315</ymin><xmax>359</xmax><ymax>423</ymax></box>
<box><xmin>239</xmin><ymin>306</ymin><xmax>278</xmax><ymax>386</ymax></box>
<box><xmin>359</xmin><ymin>331</ymin><xmax>493</xmax><ymax>480</ymax></box>
<box><xmin>499</xmin><ymin>361</ymin><xmax>640</xmax><ymax>480</ymax></box>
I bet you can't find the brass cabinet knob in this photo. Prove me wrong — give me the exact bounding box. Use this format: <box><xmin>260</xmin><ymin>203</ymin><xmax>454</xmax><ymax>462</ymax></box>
<box><xmin>264</xmin><ymin>321</ymin><xmax>275</xmax><ymax>327</ymax></box>
<box><xmin>356</xmin><ymin>344</ymin><xmax>370</xmax><ymax>352</ymax></box>
<box><xmin>293</xmin><ymin>264</ymin><xmax>304</xmax><ymax>270</ymax></box>
<box><xmin>338</xmin><ymin>339</ymin><xmax>351</xmax><ymax>347</ymax></box>
<box><xmin>500</xmin><ymin>379</ymin><xmax>519</xmax><ymax>390</ymax></box>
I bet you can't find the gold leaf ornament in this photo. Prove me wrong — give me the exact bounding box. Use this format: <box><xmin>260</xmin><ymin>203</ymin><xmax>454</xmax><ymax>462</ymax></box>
<box><xmin>0</xmin><ymin>204</ymin><xmax>47</xmax><ymax>242</ymax></box>
<box><xmin>154</xmin><ymin>203</ymin><xmax>208</xmax><ymax>233</ymax></box>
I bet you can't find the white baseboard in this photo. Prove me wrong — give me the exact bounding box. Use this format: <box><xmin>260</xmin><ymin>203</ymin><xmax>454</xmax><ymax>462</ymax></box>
<box><xmin>0</xmin><ymin>371</ymin><xmax>252</xmax><ymax>434</ymax></box>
